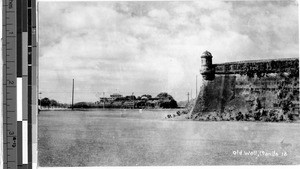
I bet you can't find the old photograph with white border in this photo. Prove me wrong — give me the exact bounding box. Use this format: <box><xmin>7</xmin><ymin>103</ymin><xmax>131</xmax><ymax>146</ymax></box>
<box><xmin>37</xmin><ymin>0</ymin><xmax>299</xmax><ymax>166</ymax></box>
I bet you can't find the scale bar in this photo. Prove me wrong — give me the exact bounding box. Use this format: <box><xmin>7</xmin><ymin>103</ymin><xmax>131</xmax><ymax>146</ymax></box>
<box><xmin>22</xmin><ymin>121</ymin><xmax>28</xmax><ymax>164</ymax></box>
<box><xmin>17</xmin><ymin>78</ymin><xmax>23</xmax><ymax>121</ymax></box>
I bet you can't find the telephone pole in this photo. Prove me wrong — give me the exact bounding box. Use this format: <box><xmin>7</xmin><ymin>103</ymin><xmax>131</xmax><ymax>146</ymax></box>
<box><xmin>187</xmin><ymin>92</ymin><xmax>190</xmax><ymax>103</ymax></box>
<box><xmin>132</xmin><ymin>92</ymin><xmax>135</xmax><ymax>109</ymax></box>
<box><xmin>103</xmin><ymin>92</ymin><xmax>105</xmax><ymax>109</ymax></box>
<box><xmin>71</xmin><ymin>79</ymin><xmax>74</xmax><ymax>110</ymax></box>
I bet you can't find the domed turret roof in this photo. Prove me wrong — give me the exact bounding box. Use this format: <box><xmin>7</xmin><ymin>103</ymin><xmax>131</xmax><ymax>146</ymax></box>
<box><xmin>201</xmin><ymin>51</ymin><xmax>212</xmax><ymax>58</ymax></box>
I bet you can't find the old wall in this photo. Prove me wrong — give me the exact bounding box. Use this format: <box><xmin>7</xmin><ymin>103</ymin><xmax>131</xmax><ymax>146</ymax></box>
<box><xmin>191</xmin><ymin>75</ymin><xmax>236</xmax><ymax>114</ymax></box>
<box><xmin>190</xmin><ymin>58</ymin><xmax>299</xmax><ymax>121</ymax></box>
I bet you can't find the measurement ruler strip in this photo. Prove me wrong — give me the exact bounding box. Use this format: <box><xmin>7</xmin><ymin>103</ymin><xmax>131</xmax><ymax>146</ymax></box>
<box><xmin>3</xmin><ymin>0</ymin><xmax>18</xmax><ymax>169</ymax></box>
<box><xmin>31</xmin><ymin>2</ymin><xmax>37</xmax><ymax>169</ymax></box>
<box><xmin>3</xmin><ymin>0</ymin><xmax>38</xmax><ymax>169</ymax></box>
<box><xmin>16</xmin><ymin>0</ymin><xmax>23</xmax><ymax>168</ymax></box>
<box><xmin>28</xmin><ymin>0</ymin><xmax>37</xmax><ymax>168</ymax></box>
<box><xmin>23</xmin><ymin>0</ymin><xmax>29</xmax><ymax>167</ymax></box>
<box><xmin>28</xmin><ymin>0</ymin><xmax>32</xmax><ymax>168</ymax></box>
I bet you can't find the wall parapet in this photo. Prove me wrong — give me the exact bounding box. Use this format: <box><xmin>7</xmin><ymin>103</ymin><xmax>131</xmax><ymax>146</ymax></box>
<box><xmin>214</xmin><ymin>58</ymin><xmax>299</xmax><ymax>76</ymax></box>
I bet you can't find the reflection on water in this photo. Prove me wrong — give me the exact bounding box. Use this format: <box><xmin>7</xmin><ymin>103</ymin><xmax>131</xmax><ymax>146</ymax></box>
<box><xmin>38</xmin><ymin>109</ymin><xmax>300</xmax><ymax>166</ymax></box>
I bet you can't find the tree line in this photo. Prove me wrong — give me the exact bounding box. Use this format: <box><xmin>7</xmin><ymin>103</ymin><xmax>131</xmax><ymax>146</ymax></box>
<box><xmin>39</xmin><ymin>98</ymin><xmax>69</xmax><ymax>109</ymax></box>
<box><xmin>39</xmin><ymin>92</ymin><xmax>178</xmax><ymax>109</ymax></box>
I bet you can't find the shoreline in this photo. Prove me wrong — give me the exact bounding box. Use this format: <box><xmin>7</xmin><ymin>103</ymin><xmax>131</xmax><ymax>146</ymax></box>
<box><xmin>39</xmin><ymin>107</ymin><xmax>184</xmax><ymax>111</ymax></box>
<box><xmin>38</xmin><ymin>108</ymin><xmax>300</xmax><ymax>123</ymax></box>
<box><xmin>167</xmin><ymin>114</ymin><xmax>300</xmax><ymax>123</ymax></box>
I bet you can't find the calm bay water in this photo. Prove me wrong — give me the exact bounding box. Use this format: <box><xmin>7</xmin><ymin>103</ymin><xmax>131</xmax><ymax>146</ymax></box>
<box><xmin>38</xmin><ymin>109</ymin><xmax>300</xmax><ymax>166</ymax></box>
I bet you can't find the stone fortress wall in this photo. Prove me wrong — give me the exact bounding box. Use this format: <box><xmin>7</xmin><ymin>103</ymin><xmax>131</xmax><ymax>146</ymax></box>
<box><xmin>190</xmin><ymin>51</ymin><xmax>299</xmax><ymax>121</ymax></box>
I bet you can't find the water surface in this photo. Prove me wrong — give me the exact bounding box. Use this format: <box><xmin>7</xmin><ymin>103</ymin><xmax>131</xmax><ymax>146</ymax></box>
<box><xmin>38</xmin><ymin>109</ymin><xmax>300</xmax><ymax>166</ymax></box>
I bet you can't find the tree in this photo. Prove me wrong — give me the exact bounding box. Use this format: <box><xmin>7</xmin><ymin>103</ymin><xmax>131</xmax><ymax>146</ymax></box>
<box><xmin>41</xmin><ymin>97</ymin><xmax>51</xmax><ymax>108</ymax></box>
<box><xmin>73</xmin><ymin>102</ymin><xmax>89</xmax><ymax>108</ymax></box>
<box><xmin>50</xmin><ymin>99</ymin><xmax>58</xmax><ymax>107</ymax></box>
<box><xmin>125</xmin><ymin>95</ymin><xmax>136</xmax><ymax>100</ymax></box>
<box><xmin>169</xmin><ymin>99</ymin><xmax>178</xmax><ymax>108</ymax></box>
<box><xmin>157</xmin><ymin>92</ymin><xmax>174</xmax><ymax>100</ymax></box>
<box><xmin>156</xmin><ymin>92</ymin><xmax>177</xmax><ymax>108</ymax></box>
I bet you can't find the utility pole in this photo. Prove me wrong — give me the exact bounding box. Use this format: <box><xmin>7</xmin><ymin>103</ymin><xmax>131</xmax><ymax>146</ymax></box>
<box><xmin>71</xmin><ymin>79</ymin><xmax>74</xmax><ymax>110</ymax></box>
<box><xmin>187</xmin><ymin>92</ymin><xmax>190</xmax><ymax>103</ymax></box>
<box><xmin>132</xmin><ymin>92</ymin><xmax>134</xmax><ymax>109</ymax></box>
<box><xmin>191</xmin><ymin>89</ymin><xmax>193</xmax><ymax>100</ymax></box>
<box><xmin>103</xmin><ymin>92</ymin><xmax>105</xmax><ymax>109</ymax></box>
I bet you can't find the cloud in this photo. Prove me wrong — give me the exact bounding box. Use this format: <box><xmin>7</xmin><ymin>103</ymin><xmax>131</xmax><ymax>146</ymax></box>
<box><xmin>149</xmin><ymin>8</ymin><xmax>170</xmax><ymax>20</ymax></box>
<box><xmin>39</xmin><ymin>1</ymin><xmax>298</xmax><ymax>103</ymax></box>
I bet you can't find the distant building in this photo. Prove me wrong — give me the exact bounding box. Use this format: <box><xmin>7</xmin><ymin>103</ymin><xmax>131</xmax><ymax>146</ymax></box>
<box><xmin>110</xmin><ymin>93</ymin><xmax>123</xmax><ymax>99</ymax></box>
<box><xmin>99</xmin><ymin>97</ymin><xmax>114</xmax><ymax>102</ymax></box>
<box><xmin>99</xmin><ymin>93</ymin><xmax>123</xmax><ymax>103</ymax></box>
<box><xmin>141</xmin><ymin>96</ymin><xmax>148</xmax><ymax>100</ymax></box>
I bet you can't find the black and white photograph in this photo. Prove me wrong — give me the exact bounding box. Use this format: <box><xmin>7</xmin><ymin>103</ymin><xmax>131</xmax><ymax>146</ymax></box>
<box><xmin>37</xmin><ymin>0</ymin><xmax>299</xmax><ymax>167</ymax></box>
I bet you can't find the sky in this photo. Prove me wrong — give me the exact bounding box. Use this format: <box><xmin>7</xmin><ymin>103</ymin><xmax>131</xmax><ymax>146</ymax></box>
<box><xmin>38</xmin><ymin>0</ymin><xmax>299</xmax><ymax>103</ymax></box>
